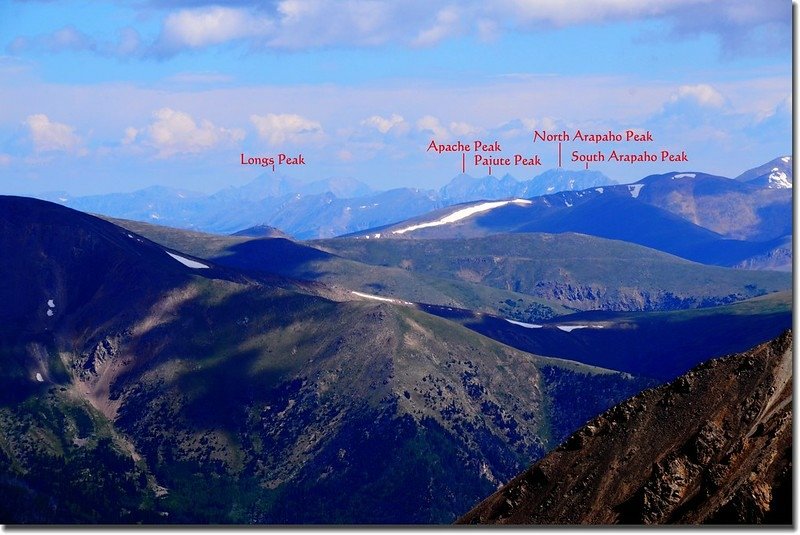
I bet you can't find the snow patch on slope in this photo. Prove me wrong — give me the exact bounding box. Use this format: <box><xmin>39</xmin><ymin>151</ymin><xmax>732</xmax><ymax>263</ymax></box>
<box><xmin>628</xmin><ymin>184</ymin><xmax>644</xmax><ymax>198</ymax></box>
<box><xmin>556</xmin><ymin>324</ymin><xmax>605</xmax><ymax>332</ymax></box>
<box><xmin>505</xmin><ymin>319</ymin><xmax>543</xmax><ymax>329</ymax></box>
<box><xmin>351</xmin><ymin>291</ymin><xmax>412</xmax><ymax>305</ymax></box>
<box><xmin>557</xmin><ymin>325</ymin><xmax>588</xmax><ymax>332</ymax></box>
<box><xmin>392</xmin><ymin>199</ymin><xmax>532</xmax><ymax>235</ymax></box>
<box><xmin>166</xmin><ymin>251</ymin><xmax>210</xmax><ymax>269</ymax></box>
<box><xmin>768</xmin><ymin>168</ymin><xmax>792</xmax><ymax>189</ymax></box>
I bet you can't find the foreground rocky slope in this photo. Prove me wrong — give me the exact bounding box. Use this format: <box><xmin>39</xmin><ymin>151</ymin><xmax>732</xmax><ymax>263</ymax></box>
<box><xmin>458</xmin><ymin>331</ymin><xmax>792</xmax><ymax>525</ymax></box>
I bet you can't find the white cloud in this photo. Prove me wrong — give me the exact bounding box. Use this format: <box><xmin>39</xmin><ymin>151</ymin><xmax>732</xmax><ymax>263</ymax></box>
<box><xmin>665</xmin><ymin>0</ymin><xmax>789</xmax><ymax>57</ymax></box>
<box><xmin>670</xmin><ymin>84</ymin><xmax>726</xmax><ymax>107</ymax></box>
<box><xmin>9</xmin><ymin>26</ymin><xmax>95</xmax><ymax>54</ymax></box>
<box><xmin>155</xmin><ymin>6</ymin><xmax>272</xmax><ymax>54</ymax></box>
<box><xmin>413</xmin><ymin>6</ymin><xmax>461</xmax><ymax>47</ymax></box>
<box><xmin>502</xmin><ymin>0</ymin><xmax>700</xmax><ymax>26</ymax></box>
<box><xmin>8</xmin><ymin>24</ymin><xmax>143</xmax><ymax>57</ymax></box>
<box><xmin>25</xmin><ymin>114</ymin><xmax>84</xmax><ymax>153</ymax></box>
<box><xmin>2</xmin><ymin>0</ymin><xmax>788</xmax><ymax>66</ymax></box>
<box><xmin>1</xmin><ymin>68</ymin><xmax>787</xmax><ymax>191</ymax></box>
<box><xmin>145</xmin><ymin>108</ymin><xmax>245</xmax><ymax>157</ymax></box>
<box><xmin>416</xmin><ymin>115</ymin><xmax>450</xmax><ymax>140</ymax></box>
<box><xmin>7</xmin><ymin>0</ymin><xmax>785</xmax><ymax>59</ymax></box>
<box><xmin>267</xmin><ymin>0</ymin><xmax>397</xmax><ymax>49</ymax></box>
<box><xmin>122</xmin><ymin>127</ymin><xmax>138</xmax><ymax>145</ymax></box>
<box><xmin>115</xmin><ymin>27</ymin><xmax>142</xmax><ymax>56</ymax></box>
<box><xmin>49</xmin><ymin>26</ymin><xmax>94</xmax><ymax>51</ymax></box>
<box><xmin>250</xmin><ymin>113</ymin><xmax>324</xmax><ymax>145</ymax></box>
<box><xmin>752</xmin><ymin>94</ymin><xmax>791</xmax><ymax>123</ymax></box>
<box><xmin>167</xmin><ymin>71</ymin><xmax>233</xmax><ymax>84</ymax></box>
<box><xmin>476</xmin><ymin>19</ymin><xmax>500</xmax><ymax>42</ymax></box>
<box><xmin>448</xmin><ymin>121</ymin><xmax>480</xmax><ymax>137</ymax></box>
<box><xmin>748</xmin><ymin>94</ymin><xmax>791</xmax><ymax>138</ymax></box>
<box><xmin>416</xmin><ymin>116</ymin><xmax>481</xmax><ymax>139</ymax></box>
<box><xmin>361</xmin><ymin>114</ymin><xmax>407</xmax><ymax>134</ymax></box>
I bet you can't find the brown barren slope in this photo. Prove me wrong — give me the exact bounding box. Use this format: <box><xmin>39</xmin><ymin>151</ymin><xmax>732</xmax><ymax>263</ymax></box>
<box><xmin>458</xmin><ymin>331</ymin><xmax>792</xmax><ymax>525</ymax></box>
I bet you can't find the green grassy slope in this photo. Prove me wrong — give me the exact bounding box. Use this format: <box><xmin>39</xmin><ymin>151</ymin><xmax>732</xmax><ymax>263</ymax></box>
<box><xmin>314</xmin><ymin>233</ymin><xmax>791</xmax><ymax>311</ymax></box>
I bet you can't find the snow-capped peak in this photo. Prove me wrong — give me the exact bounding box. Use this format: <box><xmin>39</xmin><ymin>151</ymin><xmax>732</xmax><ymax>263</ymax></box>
<box><xmin>767</xmin><ymin>169</ymin><xmax>792</xmax><ymax>189</ymax></box>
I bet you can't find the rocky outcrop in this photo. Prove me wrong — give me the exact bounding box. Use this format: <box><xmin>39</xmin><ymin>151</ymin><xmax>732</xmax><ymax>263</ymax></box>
<box><xmin>526</xmin><ymin>281</ymin><xmax>748</xmax><ymax>312</ymax></box>
<box><xmin>458</xmin><ymin>331</ymin><xmax>792</xmax><ymax>525</ymax></box>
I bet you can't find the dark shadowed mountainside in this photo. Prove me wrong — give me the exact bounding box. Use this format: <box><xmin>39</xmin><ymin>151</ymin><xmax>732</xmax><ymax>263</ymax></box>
<box><xmin>421</xmin><ymin>291</ymin><xmax>791</xmax><ymax>381</ymax></box>
<box><xmin>458</xmin><ymin>331</ymin><xmax>792</xmax><ymax>525</ymax></box>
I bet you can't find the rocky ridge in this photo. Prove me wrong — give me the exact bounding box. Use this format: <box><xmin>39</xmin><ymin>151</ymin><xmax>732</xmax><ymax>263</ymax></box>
<box><xmin>458</xmin><ymin>331</ymin><xmax>792</xmax><ymax>525</ymax></box>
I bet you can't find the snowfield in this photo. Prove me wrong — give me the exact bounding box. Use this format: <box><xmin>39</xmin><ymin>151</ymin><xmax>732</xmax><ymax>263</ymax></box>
<box><xmin>557</xmin><ymin>325</ymin><xmax>589</xmax><ymax>332</ymax></box>
<box><xmin>166</xmin><ymin>251</ymin><xmax>210</xmax><ymax>269</ymax></box>
<box><xmin>505</xmin><ymin>319</ymin><xmax>543</xmax><ymax>329</ymax></box>
<box><xmin>628</xmin><ymin>184</ymin><xmax>644</xmax><ymax>198</ymax></box>
<box><xmin>556</xmin><ymin>324</ymin><xmax>605</xmax><ymax>332</ymax></box>
<box><xmin>351</xmin><ymin>291</ymin><xmax>412</xmax><ymax>305</ymax></box>
<box><xmin>392</xmin><ymin>199</ymin><xmax>532</xmax><ymax>235</ymax></box>
<box><xmin>768</xmin><ymin>169</ymin><xmax>792</xmax><ymax>189</ymax></box>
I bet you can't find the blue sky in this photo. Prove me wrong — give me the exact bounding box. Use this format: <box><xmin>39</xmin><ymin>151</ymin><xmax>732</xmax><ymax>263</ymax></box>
<box><xmin>0</xmin><ymin>0</ymin><xmax>791</xmax><ymax>195</ymax></box>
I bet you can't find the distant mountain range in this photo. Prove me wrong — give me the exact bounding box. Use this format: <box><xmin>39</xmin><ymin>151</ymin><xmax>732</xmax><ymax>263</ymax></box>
<box><xmin>353</xmin><ymin>157</ymin><xmax>792</xmax><ymax>270</ymax></box>
<box><xmin>33</xmin><ymin>169</ymin><xmax>612</xmax><ymax>238</ymax></box>
<box><xmin>31</xmin><ymin>158</ymin><xmax>792</xmax><ymax>244</ymax></box>
<box><xmin>439</xmin><ymin>169</ymin><xmax>612</xmax><ymax>203</ymax></box>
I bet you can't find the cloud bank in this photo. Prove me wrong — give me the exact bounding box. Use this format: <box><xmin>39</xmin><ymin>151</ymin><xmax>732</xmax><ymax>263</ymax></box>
<box><xmin>7</xmin><ymin>0</ymin><xmax>790</xmax><ymax>58</ymax></box>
